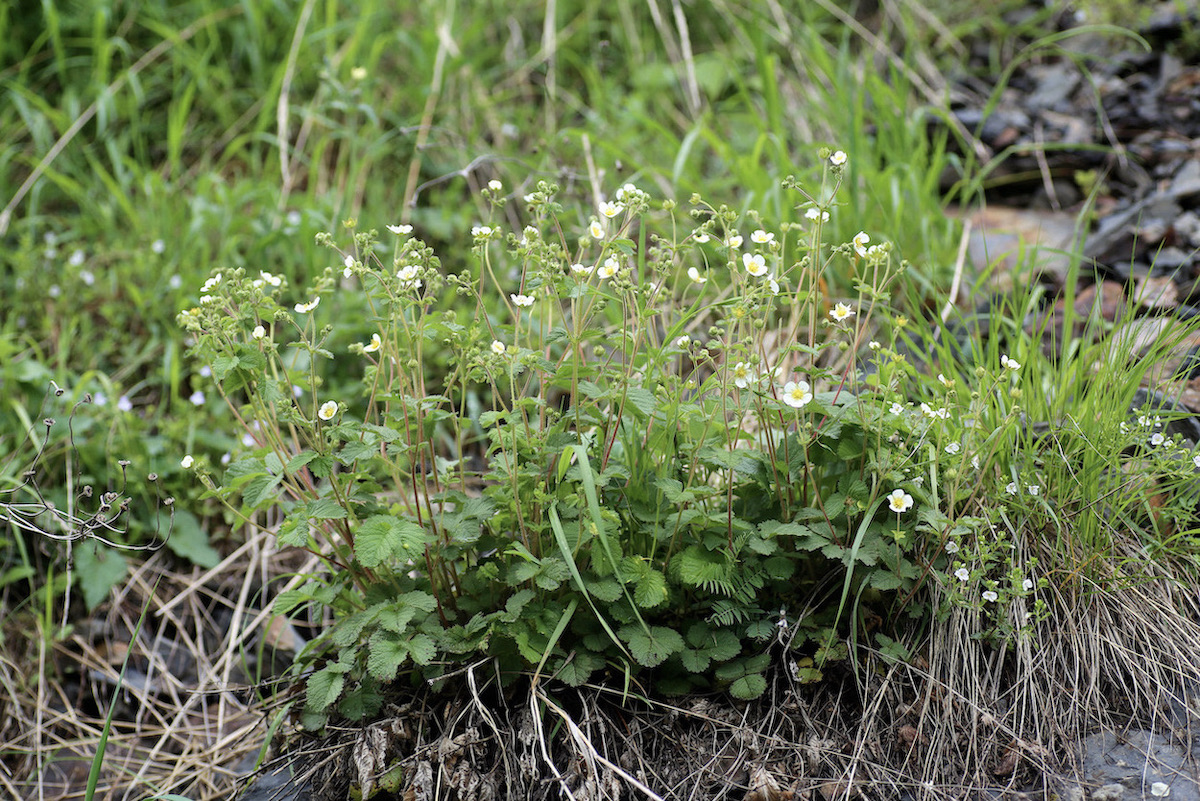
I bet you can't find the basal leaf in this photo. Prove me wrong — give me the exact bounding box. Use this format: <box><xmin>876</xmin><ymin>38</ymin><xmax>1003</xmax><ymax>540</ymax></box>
<box><xmin>306</xmin><ymin>666</ymin><xmax>345</xmax><ymax>711</ymax></box>
<box><xmin>729</xmin><ymin>673</ymin><xmax>767</xmax><ymax>699</ymax></box>
<box><xmin>622</xmin><ymin>625</ymin><xmax>684</xmax><ymax>667</ymax></box>
<box><xmin>367</xmin><ymin>631</ymin><xmax>408</xmax><ymax>681</ymax></box>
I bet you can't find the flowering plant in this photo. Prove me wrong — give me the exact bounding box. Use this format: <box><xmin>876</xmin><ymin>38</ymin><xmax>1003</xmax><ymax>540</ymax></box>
<box><xmin>178</xmin><ymin>152</ymin><xmax>1048</xmax><ymax>724</ymax></box>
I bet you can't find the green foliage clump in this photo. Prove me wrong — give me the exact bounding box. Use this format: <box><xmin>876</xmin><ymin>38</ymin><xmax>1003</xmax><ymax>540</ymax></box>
<box><xmin>178</xmin><ymin>152</ymin><xmax>1065</xmax><ymax>726</ymax></box>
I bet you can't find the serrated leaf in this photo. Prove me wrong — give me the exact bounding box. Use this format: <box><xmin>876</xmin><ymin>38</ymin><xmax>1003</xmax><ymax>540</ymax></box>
<box><xmin>621</xmin><ymin>625</ymin><xmax>684</xmax><ymax>667</ymax></box>
<box><xmin>555</xmin><ymin>651</ymin><xmax>602</xmax><ymax>687</ymax></box>
<box><xmin>623</xmin><ymin>386</ymin><xmax>657</xmax><ymax>418</ymax></box>
<box><xmin>634</xmin><ymin>569</ymin><xmax>668</xmax><ymax>608</ymax></box>
<box><xmin>306</xmin><ymin>497</ymin><xmax>348</xmax><ymax>520</ymax></box>
<box><xmin>680</xmin><ymin>649</ymin><xmax>711</xmax><ymax>674</ymax></box>
<box><xmin>729</xmin><ymin>673</ymin><xmax>767</xmax><ymax>699</ymax></box>
<box><xmin>286</xmin><ymin>450</ymin><xmax>318</xmax><ymax>474</ymax></box>
<box><xmin>367</xmin><ymin>631</ymin><xmax>408</xmax><ymax>681</ymax></box>
<box><xmin>354</xmin><ymin>515</ymin><xmax>432</xmax><ymax>568</ymax></box>
<box><xmin>869</xmin><ymin>570</ymin><xmax>904</xmax><ymax>591</ymax></box>
<box><xmin>276</xmin><ymin>516</ymin><xmax>309</xmax><ymax>548</ymax></box>
<box><xmin>585</xmin><ymin>576</ymin><xmax>622</xmax><ymax>602</ymax></box>
<box><xmin>308</xmin><ymin>455</ymin><xmax>334</xmax><ymax>478</ymax></box>
<box><xmin>306</xmin><ymin>666</ymin><xmax>345</xmax><ymax>711</ymax></box>
<box><xmin>406</xmin><ymin>633</ymin><xmax>436</xmax><ymax>665</ymax></box>
<box><xmin>242</xmin><ymin>472</ymin><xmax>284</xmax><ymax>510</ymax></box>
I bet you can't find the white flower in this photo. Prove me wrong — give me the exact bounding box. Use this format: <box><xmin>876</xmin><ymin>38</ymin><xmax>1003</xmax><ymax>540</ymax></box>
<box><xmin>938</xmin><ymin>373</ymin><xmax>954</xmax><ymax>389</ymax></box>
<box><xmin>491</xmin><ymin>340</ymin><xmax>506</xmax><ymax>355</ymax></box>
<box><xmin>829</xmin><ymin>302</ymin><xmax>855</xmax><ymax>322</ymax></box>
<box><xmin>487</xmin><ymin>180</ymin><xmax>502</xmax><ymax>192</ymax></box>
<box><xmin>615</xmin><ymin>182</ymin><xmax>639</xmax><ymax>202</ymax></box>
<box><xmin>1006</xmin><ymin>482</ymin><xmax>1018</xmax><ymax>496</ymax></box>
<box><xmin>252</xmin><ymin>325</ymin><xmax>266</xmax><ymax>339</ymax></box>
<box><xmin>388</xmin><ymin>224</ymin><xmax>413</xmax><ymax>235</ymax></box>
<box><xmin>69</xmin><ymin>249</ymin><xmax>85</xmax><ymax>267</ymax></box>
<box><xmin>830</xmin><ymin>150</ymin><xmax>847</xmax><ymax>166</ymax></box>
<box><xmin>79</xmin><ymin>269</ymin><xmax>95</xmax><ymax>286</ymax></box>
<box><xmin>751</xmin><ymin>229</ymin><xmax>774</xmax><ymax>244</ymax></box>
<box><xmin>945</xmin><ymin>540</ymin><xmax>959</xmax><ymax>554</ymax></box>
<box><xmin>1022</xmin><ymin>578</ymin><xmax>1034</xmax><ymax>591</ymax></box>
<box><xmin>954</xmin><ymin>567</ymin><xmax>970</xmax><ymax>582</ymax></box>
<box><xmin>397</xmin><ymin>264</ymin><xmax>421</xmax><ymax>289</ymax></box>
<box><xmin>511</xmin><ymin>293</ymin><xmax>535</xmax><ymax>307</ymax></box>
<box><xmin>181</xmin><ymin>455</ymin><xmax>194</xmax><ymax>469</ymax></box>
<box><xmin>805</xmin><ymin>207</ymin><xmax>830</xmax><ymax>223</ymax></box>
<box><xmin>971</xmin><ymin>456</ymin><xmax>981</xmax><ymax>471</ymax></box>
<box><xmin>731</xmin><ymin>362</ymin><xmax>754</xmax><ymax>389</ymax></box>
<box><xmin>570</xmin><ymin>262</ymin><xmax>592</xmax><ymax>275</ymax></box>
<box><xmin>781</xmin><ymin>380</ymin><xmax>813</xmax><ymax>408</ymax></box>
<box><xmin>1193</xmin><ymin>453</ymin><xmax>1200</xmax><ymax>469</ymax></box>
<box><xmin>589</xmin><ymin>220</ymin><xmax>605</xmax><ymax>239</ymax></box>
<box><xmin>889</xmin><ymin>402</ymin><xmax>905</xmax><ymax>415</ymax></box>
<box><xmin>676</xmin><ymin>335</ymin><xmax>690</xmax><ymax>348</ymax></box>
<box><xmin>1150</xmin><ymin>432</ymin><xmax>1166</xmax><ymax>447</ymax></box>
<box><xmin>726</xmin><ymin>234</ymin><xmax>743</xmax><ymax>249</ymax></box>
<box><xmin>945</xmin><ymin>442</ymin><xmax>960</xmax><ymax>455</ymax></box>
<box><xmin>343</xmin><ymin>254</ymin><xmax>355</xmax><ymax>276</ymax></box>
<box><xmin>1027</xmin><ymin>484</ymin><xmax>1040</xmax><ymax>496</ymax></box>
<box><xmin>241</xmin><ymin>432</ymin><xmax>256</xmax><ymax>447</ymax></box>
<box><xmin>742</xmin><ymin>252</ymin><xmax>768</xmax><ymax>276</ymax></box>
<box><xmin>687</xmin><ymin>266</ymin><xmax>707</xmax><ymax>283</ymax></box>
<box><xmin>259</xmin><ymin>271</ymin><xmax>282</xmax><ymax>287</ymax></box>
<box><xmin>351</xmin><ymin>66</ymin><xmax>367</xmax><ymax>80</ymax></box>
<box><xmin>318</xmin><ymin>401</ymin><xmax>338</xmax><ymax>421</ymax></box>
<box><xmin>152</xmin><ymin>239</ymin><xmax>166</xmax><ymax>254</ymax></box>
<box><xmin>1150</xmin><ymin>783</ymin><xmax>1170</xmax><ymax>798</ymax></box>
<box><xmin>693</xmin><ymin>231</ymin><xmax>710</xmax><ymax>243</ymax></box>
<box><xmin>767</xmin><ymin>275</ymin><xmax>780</xmax><ymax>295</ymax></box>
<box><xmin>868</xmin><ymin>340</ymin><xmax>881</xmax><ymax>350</ymax></box>
<box><xmin>220</xmin><ymin>451</ymin><xmax>231</xmax><ymax>465</ymax></box>
<box><xmin>599</xmin><ymin>200</ymin><xmax>623</xmax><ymax>218</ymax></box>
<box><xmin>887</xmin><ymin>488</ymin><xmax>914</xmax><ymax>513</ymax></box>
<box><xmin>363</xmin><ymin>333</ymin><xmax>382</xmax><ymax>353</ymax></box>
<box><xmin>598</xmin><ymin>257</ymin><xmax>620</xmax><ymax>280</ymax></box>
<box><xmin>117</xmin><ymin>395</ymin><xmax>133</xmax><ymax>413</ymax></box>
<box><xmin>1000</xmin><ymin>354</ymin><xmax>1021</xmax><ymax>371</ymax></box>
<box><xmin>471</xmin><ymin>225</ymin><xmax>493</xmax><ymax>238</ymax></box>
<box><xmin>201</xmin><ymin>272</ymin><xmax>222</xmax><ymax>293</ymax></box>
<box><xmin>982</xmin><ymin>590</ymin><xmax>998</xmax><ymax>603</ymax></box>
<box><xmin>189</xmin><ymin>390</ymin><xmax>206</xmax><ymax>406</ymax></box>
<box><xmin>294</xmin><ymin>297</ymin><xmax>320</xmax><ymax>313</ymax></box>
<box><xmin>852</xmin><ymin>231</ymin><xmax>870</xmax><ymax>258</ymax></box>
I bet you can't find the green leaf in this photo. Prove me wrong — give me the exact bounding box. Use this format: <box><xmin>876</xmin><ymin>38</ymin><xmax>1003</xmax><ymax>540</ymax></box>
<box><xmin>729</xmin><ymin>673</ymin><xmax>767</xmax><ymax>700</ymax></box>
<box><xmin>74</xmin><ymin>541</ymin><xmax>128</xmax><ymax>610</ymax></box>
<box><xmin>306</xmin><ymin>666</ymin><xmax>345</xmax><ymax>711</ymax></box>
<box><xmin>164</xmin><ymin>509</ymin><xmax>221</xmax><ymax>568</ymax></box>
<box><xmin>623</xmin><ymin>386</ymin><xmax>657</xmax><ymax>418</ymax></box>
<box><xmin>406</xmin><ymin>633</ymin><xmax>437</xmax><ymax>665</ymax></box>
<box><xmin>367</xmin><ymin>631</ymin><xmax>408</xmax><ymax>681</ymax></box>
<box><xmin>555</xmin><ymin>650</ymin><xmax>604</xmax><ymax>687</ymax></box>
<box><xmin>634</xmin><ymin>569</ymin><xmax>668</xmax><ymax>609</ymax></box>
<box><xmin>242</xmin><ymin>472</ymin><xmax>284</xmax><ymax>510</ymax></box>
<box><xmin>869</xmin><ymin>570</ymin><xmax>904</xmax><ymax>591</ymax></box>
<box><xmin>586</xmin><ymin>576</ymin><xmax>623</xmax><ymax>602</ymax></box>
<box><xmin>621</xmin><ymin>625</ymin><xmax>684</xmax><ymax>667</ymax></box>
<box><xmin>306</xmin><ymin>497</ymin><xmax>348</xmax><ymax>520</ymax></box>
<box><xmin>354</xmin><ymin>515</ymin><xmax>432</xmax><ymax>568</ymax></box>
<box><xmin>286</xmin><ymin>450</ymin><xmax>318</xmax><ymax>474</ymax></box>
<box><xmin>276</xmin><ymin>516</ymin><xmax>309</xmax><ymax>548</ymax></box>
<box><xmin>680</xmin><ymin>648</ymin><xmax>711</xmax><ymax>673</ymax></box>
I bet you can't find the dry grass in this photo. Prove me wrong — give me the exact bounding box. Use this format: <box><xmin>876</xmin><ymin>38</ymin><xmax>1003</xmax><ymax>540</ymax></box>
<box><xmin>0</xmin><ymin>525</ymin><xmax>319</xmax><ymax>800</ymax></box>
<box><xmin>4</xmin><ymin>523</ymin><xmax>1200</xmax><ymax>800</ymax></box>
